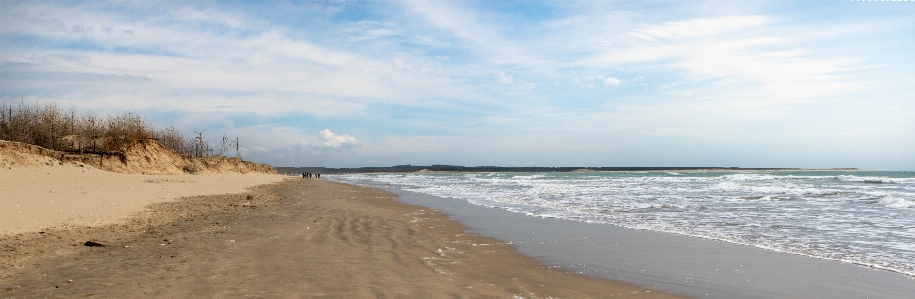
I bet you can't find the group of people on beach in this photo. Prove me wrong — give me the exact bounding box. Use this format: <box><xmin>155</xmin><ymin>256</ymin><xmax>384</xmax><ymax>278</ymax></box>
<box><xmin>302</xmin><ymin>172</ymin><xmax>319</xmax><ymax>179</ymax></box>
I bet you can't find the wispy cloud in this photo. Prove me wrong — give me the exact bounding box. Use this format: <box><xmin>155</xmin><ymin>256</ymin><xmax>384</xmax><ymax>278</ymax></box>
<box><xmin>1</xmin><ymin>1</ymin><xmax>912</xmax><ymax>169</ymax></box>
<box><xmin>570</xmin><ymin>13</ymin><xmax>869</xmax><ymax>112</ymax></box>
<box><xmin>630</xmin><ymin>15</ymin><xmax>767</xmax><ymax>41</ymax></box>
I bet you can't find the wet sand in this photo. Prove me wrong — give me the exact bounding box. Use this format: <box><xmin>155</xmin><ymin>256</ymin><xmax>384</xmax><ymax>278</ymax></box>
<box><xmin>1</xmin><ymin>178</ymin><xmax>689</xmax><ymax>298</ymax></box>
<box><xmin>381</xmin><ymin>185</ymin><xmax>915</xmax><ymax>299</ymax></box>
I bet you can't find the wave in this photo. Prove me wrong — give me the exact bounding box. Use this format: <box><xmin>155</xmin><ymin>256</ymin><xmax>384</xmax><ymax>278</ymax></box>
<box><xmin>332</xmin><ymin>171</ymin><xmax>915</xmax><ymax>277</ymax></box>
<box><xmin>837</xmin><ymin>175</ymin><xmax>915</xmax><ymax>184</ymax></box>
<box><xmin>877</xmin><ymin>195</ymin><xmax>915</xmax><ymax>208</ymax></box>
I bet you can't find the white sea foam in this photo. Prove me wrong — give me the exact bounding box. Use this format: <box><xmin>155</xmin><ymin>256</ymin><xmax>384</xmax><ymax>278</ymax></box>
<box><xmin>333</xmin><ymin>171</ymin><xmax>915</xmax><ymax>277</ymax></box>
<box><xmin>837</xmin><ymin>175</ymin><xmax>915</xmax><ymax>184</ymax></box>
<box><xmin>878</xmin><ymin>195</ymin><xmax>915</xmax><ymax>208</ymax></box>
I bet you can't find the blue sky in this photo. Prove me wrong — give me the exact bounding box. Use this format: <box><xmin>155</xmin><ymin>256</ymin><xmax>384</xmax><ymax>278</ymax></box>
<box><xmin>1</xmin><ymin>0</ymin><xmax>913</xmax><ymax>169</ymax></box>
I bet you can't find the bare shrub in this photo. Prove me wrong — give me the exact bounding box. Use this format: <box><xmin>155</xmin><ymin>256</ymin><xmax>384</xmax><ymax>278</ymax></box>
<box><xmin>152</xmin><ymin>126</ymin><xmax>192</xmax><ymax>156</ymax></box>
<box><xmin>0</xmin><ymin>102</ymin><xmax>259</xmax><ymax>167</ymax></box>
<box><xmin>181</xmin><ymin>162</ymin><xmax>200</xmax><ymax>174</ymax></box>
<box><xmin>0</xmin><ymin>102</ymin><xmax>192</xmax><ymax>154</ymax></box>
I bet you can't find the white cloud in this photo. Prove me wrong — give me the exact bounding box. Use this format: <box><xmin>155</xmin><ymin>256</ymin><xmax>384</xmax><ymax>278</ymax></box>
<box><xmin>393</xmin><ymin>57</ymin><xmax>412</xmax><ymax>69</ymax></box>
<box><xmin>354</xmin><ymin>28</ymin><xmax>401</xmax><ymax>41</ymax></box>
<box><xmin>320</xmin><ymin>129</ymin><xmax>358</xmax><ymax>149</ymax></box>
<box><xmin>168</xmin><ymin>6</ymin><xmax>245</xmax><ymax>29</ymax></box>
<box><xmin>2</xmin><ymin>2</ymin><xmax>910</xmax><ymax>170</ymax></box>
<box><xmin>572</xmin><ymin>14</ymin><xmax>868</xmax><ymax>107</ymax></box>
<box><xmin>631</xmin><ymin>15</ymin><xmax>767</xmax><ymax>41</ymax></box>
<box><xmin>404</xmin><ymin>0</ymin><xmax>533</xmax><ymax>64</ymax></box>
<box><xmin>602</xmin><ymin>76</ymin><xmax>621</xmax><ymax>86</ymax></box>
<box><xmin>574</xmin><ymin>75</ymin><xmax>620</xmax><ymax>88</ymax></box>
<box><xmin>406</xmin><ymin>1</ymin><xmax>496</xmax><ymax>47</ymax></box>
<box><xmin>238</xmin><ymin>146</ymin><xmax>267</xmax><ymax>156</ymax></box>
<box><xmin>0</xmin><ymin>4</ymin><xmax>481</xmax><ymax>116</ymax></box>
<box><xmin>2</xmin><ymin>0</ymin><xmax>548</xmax><ymax>122</ymax></box>
<box><xmin>497</xmin><ymin>72</ymin><xmax>513</xmax><ymax>84</ymax></box>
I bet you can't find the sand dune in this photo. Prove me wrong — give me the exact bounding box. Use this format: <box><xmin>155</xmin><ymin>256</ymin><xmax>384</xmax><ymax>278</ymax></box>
<box><xmin>1</xmin><ymin>139</ymin><xmax>284</xmax><ymax>236</ymax></box>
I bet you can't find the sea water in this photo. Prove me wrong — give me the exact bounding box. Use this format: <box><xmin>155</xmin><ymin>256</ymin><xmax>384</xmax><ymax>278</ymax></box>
<box><xmin>332</xmin><ymin>171</ymin><xmax>915</xmax><ymax>277</ymax></box>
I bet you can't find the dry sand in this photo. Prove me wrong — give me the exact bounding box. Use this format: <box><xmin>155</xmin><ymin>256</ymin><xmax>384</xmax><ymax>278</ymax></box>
<box><xmin>0</xmin><ymin>162</ymin><xmax>284</xmax><ymax>236</ymax></box>
<box><xmin>1</xmin><ymin>172</ymin><xmax>690</xmax><ymax>298</ymax></box>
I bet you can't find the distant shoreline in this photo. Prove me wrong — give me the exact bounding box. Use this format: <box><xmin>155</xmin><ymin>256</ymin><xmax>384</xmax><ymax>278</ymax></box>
<box><xmin>277</xmin><ymin>165</ymin><xmax>859</xmax><ymax>175</ymax></box>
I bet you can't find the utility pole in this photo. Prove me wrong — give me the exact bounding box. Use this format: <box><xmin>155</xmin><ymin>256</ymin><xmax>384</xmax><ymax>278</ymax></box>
<box><xmin>194</xmin><ymin>131</ymin><xmax>204</xmax><ymax>157</ymax></box>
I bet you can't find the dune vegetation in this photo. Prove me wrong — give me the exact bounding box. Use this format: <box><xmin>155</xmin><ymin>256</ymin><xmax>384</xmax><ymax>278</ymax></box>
<box><xmin>0</xmin><ymin>102</ymin><xmax>273</xmax><ymax>174</ymax></box>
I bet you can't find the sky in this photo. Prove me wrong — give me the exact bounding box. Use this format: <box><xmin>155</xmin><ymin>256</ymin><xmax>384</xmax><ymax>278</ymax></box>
<box><xmin>1</xmin><ymin>0</ymin><xmax>913</xmax><ymax>170</ymax></box>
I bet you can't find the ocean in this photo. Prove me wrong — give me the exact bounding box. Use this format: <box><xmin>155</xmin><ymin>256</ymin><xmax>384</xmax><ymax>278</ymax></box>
<box><xmin>332</xmin><ymin>171</ymin><xmax>915</xmax><ymax>277</ymax></box>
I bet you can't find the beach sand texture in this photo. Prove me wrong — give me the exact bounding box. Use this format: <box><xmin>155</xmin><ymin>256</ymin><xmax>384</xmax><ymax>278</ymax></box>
<box><xmin>1</xmin><ymin>144</ymin><xmax>689</xmax><ymax>298</ymax></box>
<box><xmin>0</xmin><ymin>159</ymin><xmax>284</xmax><ymax>236</ymax></box>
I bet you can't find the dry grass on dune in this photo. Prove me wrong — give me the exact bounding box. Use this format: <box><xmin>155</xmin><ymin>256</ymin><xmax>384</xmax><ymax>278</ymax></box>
<box><xmin>1</xmin><ymin>102</ymin><xmax>190</xmax><ymax>155</ymax></box>
<box><xmin>0</xmin><ymin>102</ymin><xmax>274</xmax><ymax>174</ymax></box>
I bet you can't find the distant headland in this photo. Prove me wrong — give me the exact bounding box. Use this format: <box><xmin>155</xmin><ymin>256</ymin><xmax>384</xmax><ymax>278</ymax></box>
<box><xmin>277</xmin><ymin>165</ymin><xmax>859</xmax><ymax>175</ymax></box>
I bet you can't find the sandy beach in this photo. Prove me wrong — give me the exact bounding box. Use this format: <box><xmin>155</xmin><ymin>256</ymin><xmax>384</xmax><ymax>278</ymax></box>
<box><xmin>1</xmin><ymin>161</ymin><xmax>689</xmax><ymax>298</ymax></box>
<box><xmin>0</xmin><ymin>164</ymin><xmax>283</xmax><ymax>236</ymax></box>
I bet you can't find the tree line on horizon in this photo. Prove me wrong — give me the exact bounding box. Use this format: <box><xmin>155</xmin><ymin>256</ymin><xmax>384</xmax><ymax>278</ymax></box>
<box><xmin>0</xmin><ymin>102</ymin><xmax>239</xmax><ymax>158</ymax></box>
<box><xmin>275</xmin><ymin>165</ymin><xmax>805</xmax><ymax>174</ymax></box>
